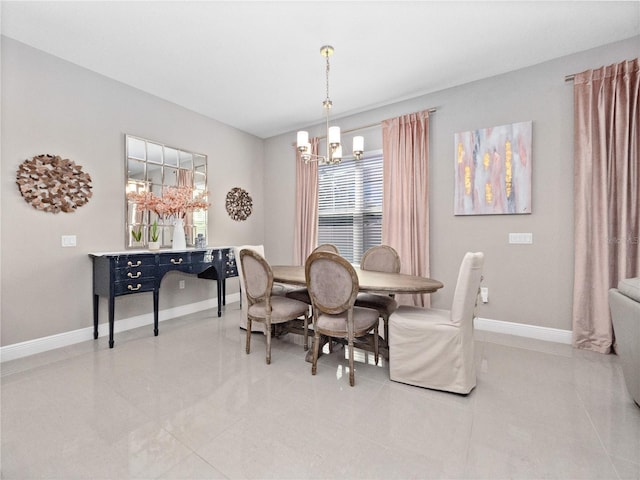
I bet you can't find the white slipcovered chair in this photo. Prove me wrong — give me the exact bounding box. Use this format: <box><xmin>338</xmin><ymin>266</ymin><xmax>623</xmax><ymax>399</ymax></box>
<box><xmin>389</xmin><ymin>252</ymin><xmax>484</xmax><ymax>394</ymax></box>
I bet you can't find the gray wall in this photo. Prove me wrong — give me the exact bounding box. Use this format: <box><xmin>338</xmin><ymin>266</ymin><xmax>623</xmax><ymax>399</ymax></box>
<box><xmin>263</xmin><ymin>36</ymin><xmax>640</xmax><ymax>332</ymax></box>
<box><xmin>1</xmin><ymin>35</ymin><xmax>637</xmax><ymax>348</ymax></box>
<box><xmin>1</xmin><ymin>37</ymin><xmax>265</xmax><ymax>346</ymax></box>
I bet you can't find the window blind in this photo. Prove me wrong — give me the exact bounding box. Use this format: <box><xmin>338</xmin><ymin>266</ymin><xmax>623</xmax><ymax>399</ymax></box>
<box><xmin>318</xmin><ymin>154</ymin><xmax>383</xmax><ymax>263</ymax></box>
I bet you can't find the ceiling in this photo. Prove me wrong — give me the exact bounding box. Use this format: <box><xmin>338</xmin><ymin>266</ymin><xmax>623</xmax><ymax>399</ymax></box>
<box><xmin>2</xmin><ymin>1</ymin><xmax>639</xmax><ymax>139</ymax></box>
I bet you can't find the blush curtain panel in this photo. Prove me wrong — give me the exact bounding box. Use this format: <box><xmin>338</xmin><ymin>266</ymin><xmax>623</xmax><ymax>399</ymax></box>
<box><xmin>382</xmin><ymin>110</ymin><xmax>431</xmax><ymax>307</ymax></box>
<box><xmin>293</xmin><ymin>137</ymin><xmax>319</xmax><ymax>265</ymax></box>
<box><xmin>572</xmin><ymin>58</ymin><xmax>640</xmax><ymax>354</ymax></box>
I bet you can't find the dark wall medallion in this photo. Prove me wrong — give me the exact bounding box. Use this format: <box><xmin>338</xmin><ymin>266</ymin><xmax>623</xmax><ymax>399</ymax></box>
<box><xmin>225</xmin><ymin>187</ymin><xmax>252</xmax><ymax>221</ymax></box>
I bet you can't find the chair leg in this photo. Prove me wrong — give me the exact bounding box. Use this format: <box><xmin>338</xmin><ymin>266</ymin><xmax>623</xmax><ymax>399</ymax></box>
<box><xmin>312</xmin><ymin>331</ymin><xmax>320</xmax><ymax>375</ymax></box>
<box><xmin>245</xmin><ymin>318</ymin><xmax>252</xmax><ymax>354</ymax></box>
<box><xmin>373</xmin><ymin>324</ymin><xmax>379</xmax><ymax>365</ymax></box>
<box><xmin>383</xmin><ymin>314</ymin><xmax>389</xmax><ymax>344</ymax></box>
<box><xmin>303</xmin><ymin>311</ymin><xmax>309</xmax><ymax>351</ymax></box>
<box><xmin>348</xmin><ymin>338</ymin><xmax>355</xmax><ymax>386</ymax></box>
<box><xmin>266</xmin><ymin>319</ymin><xmax>272</xmax><ymax>365</ymax></box>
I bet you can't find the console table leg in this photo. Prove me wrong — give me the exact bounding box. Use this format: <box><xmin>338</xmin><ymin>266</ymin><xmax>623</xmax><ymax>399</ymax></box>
<box><xmin>217</xmin><ymin>280</ymin><xmax>223</xmax><ymax>317</ymax></box>
<box><xmin>93</xmin><ymin>294</ymin><xmax>99</xmax><ymax>339</ymax></box>
<box><xmin>153</xmin><ymin>290</ymin><xmax>159</xmax><ymax>336</ymax></box>
<box><xmin>222</xmin><ymin>278</ymin><xmax>227</xmax><ymax>306</ymax></box>
<box><xmin>108</xmin><ymin>295</ymin><xmax>115</xmax><ymax>348</ymax></box>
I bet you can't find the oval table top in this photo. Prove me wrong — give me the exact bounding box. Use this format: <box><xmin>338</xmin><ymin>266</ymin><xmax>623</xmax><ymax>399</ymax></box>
<box><xmin>271</xmin><ymin>265</ymin><xmax>443</xmax><ymax>294</ymax></box>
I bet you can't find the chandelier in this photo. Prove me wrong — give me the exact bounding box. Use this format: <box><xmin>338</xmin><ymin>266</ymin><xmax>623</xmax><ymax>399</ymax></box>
<box><xmin>297</xmin><ymin>45</ymin><xmax>364</xmax><ymax>165</ymax></box>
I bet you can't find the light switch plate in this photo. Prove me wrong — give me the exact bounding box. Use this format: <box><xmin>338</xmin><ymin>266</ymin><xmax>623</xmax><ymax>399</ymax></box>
<box><xmin>61</xmin><ymin>235</ymin><xmax>77</xmax><ymax>247</ymax></box>
<box><xmin>509</xmin><ymin>233</ymin><xmax>533</xmax><ymax>244</ymax></box>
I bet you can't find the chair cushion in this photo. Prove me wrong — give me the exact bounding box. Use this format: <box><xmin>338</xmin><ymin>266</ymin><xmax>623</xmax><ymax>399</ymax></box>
<box><xmin>286</xmin><ymin>288</ymin><xmax>311</xmax><ymax>304</ymax></box>
<box><xmin>248</xmin><ymin>296</ymin><xmax>309</xmax><ymax>323</ymax></box>
<box><xmin>618</xmin><ymin>277</ymin><xmax>640</xmax><ymax>303</ymax></box>
<box><xmin>272</xmin><ymin>283</ymin><xmax>293</xmax><ymax>297</ymax></box>
<box><xmin>355</xmin><ymin>293</ymin><xmax>398</xmax><ymax>315</ymax></box>
<box><xmin>316</xmin><ymin>306</ymin><xmax>379</xmax><ymax>336</ymax></box>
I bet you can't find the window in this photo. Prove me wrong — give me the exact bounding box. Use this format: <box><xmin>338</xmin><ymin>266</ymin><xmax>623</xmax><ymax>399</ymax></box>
<box><xmin>317</xmin><ymin>153</ymin><xmax>383</xmax><ymax>263</ymax></box>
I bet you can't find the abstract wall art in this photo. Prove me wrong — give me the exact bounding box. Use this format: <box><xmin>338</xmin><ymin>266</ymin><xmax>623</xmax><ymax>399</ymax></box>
<box><xmin>454</xmin><ymin>121</ymin><xmax>532</xmax><ymax>215</ymax></box>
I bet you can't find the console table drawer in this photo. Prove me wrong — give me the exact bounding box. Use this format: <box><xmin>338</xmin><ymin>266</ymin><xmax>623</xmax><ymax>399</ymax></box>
<box><xmin>223</xmin><ymin>251</ymin><xmax>237</xmax><ymax>278</ymax></box>
<box><xmin>158</xmin><ymin>252</ymin><xmax>193</xmax><ymax>273</ymax></box>
<box><xmin>114</xmin><ymin>255</ymin><xmax>156</xmax><ymax>268</ymax></box>
<box><xmin>114</xmin><ymin>278</ymin><xmax>156</xmax><ymax>295</ymax></box>
<box><xmin>115</xmin><ymin>265</ymin><xmax>156</xmax><ymax>281</ymax></box>
<box><xmin>225</xmin><ymin>263</ymin><xmax>238</xmax><ymax>277</ymax></box>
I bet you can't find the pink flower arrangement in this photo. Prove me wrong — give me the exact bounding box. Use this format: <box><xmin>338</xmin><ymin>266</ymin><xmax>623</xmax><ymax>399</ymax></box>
<box><xmin>127</xmin><ymin>186</ymin><xmax>209</xmax><ymax>219</ymax></box>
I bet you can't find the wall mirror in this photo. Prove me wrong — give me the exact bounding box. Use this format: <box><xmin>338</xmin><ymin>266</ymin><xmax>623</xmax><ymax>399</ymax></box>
<box><xmin>125</xmin><ymin>134</ymin><xmax>207</xmax><ymax>249</ymax></box>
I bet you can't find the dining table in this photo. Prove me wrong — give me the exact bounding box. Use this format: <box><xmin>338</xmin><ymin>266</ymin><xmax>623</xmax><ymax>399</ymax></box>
<box><xmin>271</xmin><ymin>264</ymin><xmax>444</xmax><ymax>361</ymax></box>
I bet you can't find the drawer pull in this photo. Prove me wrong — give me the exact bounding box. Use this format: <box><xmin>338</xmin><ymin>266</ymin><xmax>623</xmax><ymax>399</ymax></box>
<box><xmin>127</xmin><ymin>260</ymin><xmax>142</xmax><ymax>267</ymax></box>
<box><xmin>128</xmin><ymin>284</ymin><xmax>142</xmax><ymax>291</ymax></box>
<box><xmin>170</xmin><ymin>258</ymin><xmax>183</xmax><ymax>265</ymax></box>
<box><xmin>127</xmin><ymin>271</ymin><xmax>142</xmax><ymax>279</ymax></box>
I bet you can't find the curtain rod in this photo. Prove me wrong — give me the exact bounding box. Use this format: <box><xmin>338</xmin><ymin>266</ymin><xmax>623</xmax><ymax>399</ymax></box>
<box><xmin>315</xmin><ymin>107</ymin><xmax>437</xmax><ymax>140</ymax></box>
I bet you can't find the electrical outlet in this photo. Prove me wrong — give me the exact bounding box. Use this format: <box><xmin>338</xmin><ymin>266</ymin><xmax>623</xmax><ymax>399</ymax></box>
<box><xmin>179</xmin><ymin>280</ymin><xmax>185</xmax><ymax>289</ymax></box>
<box><xmin>480</xmin><ymin>287</ymin><xmax>489</xmax><ymax>303</ymax></box>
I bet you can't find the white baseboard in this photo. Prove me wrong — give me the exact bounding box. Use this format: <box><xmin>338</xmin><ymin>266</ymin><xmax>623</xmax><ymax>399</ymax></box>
<box><xmin>0</xmin><ymin>293</ymin><xmax>241</xmax><ymax>363</ymax></box>
<box><xmin>475</xmin><ymin>317</ymin><xmax>572</xmax><ymax>344</ymax></box>
<box><xmin>1</xmin><ymin>304</ymin><xmax>569</xmax><ymax>363</ymax></box>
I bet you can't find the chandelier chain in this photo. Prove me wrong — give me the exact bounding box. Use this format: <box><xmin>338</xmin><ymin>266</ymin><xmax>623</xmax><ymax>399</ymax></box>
<box><xmin>325</xmin><ymin>53</ymin><xmax>331</xmax><ymax>107</ymax></box>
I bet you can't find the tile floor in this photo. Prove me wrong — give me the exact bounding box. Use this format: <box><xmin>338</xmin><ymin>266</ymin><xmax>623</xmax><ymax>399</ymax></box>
<box><xmin>1</xmin><ymin>304</ymin><xmax>639</xmax><ymax>479</ymax></box>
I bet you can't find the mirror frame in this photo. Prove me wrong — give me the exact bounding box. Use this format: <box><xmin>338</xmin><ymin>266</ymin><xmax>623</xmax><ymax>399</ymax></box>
<box><xmin>125</xmin><ymin>134</ymin><xmax>208</xmax><ymax>249</ymax></box>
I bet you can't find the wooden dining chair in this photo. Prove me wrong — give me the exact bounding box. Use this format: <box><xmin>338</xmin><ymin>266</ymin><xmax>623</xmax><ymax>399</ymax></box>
<box><xmin>354</xmin><ymin>245</ymin><xmax>401</xmax><ymax>342</ymax></box>
<box><xmin>286</xmin><ymin>243</ymin><xmax>340</xmax><ymax>305</ymax></box>
<box><xmin>305</xmin><ymin>251</ymin><xmax>379</xmax><ymax>386</ymax></box>
<box><xmin>234</xmin><ymin>244</ymin><xmax>290</xmax><ymax>332</ymax></box>
<box><xmin>239</xmin><ymin>249</ymin><xmax>311</xmax><ymax>364</ymax></box>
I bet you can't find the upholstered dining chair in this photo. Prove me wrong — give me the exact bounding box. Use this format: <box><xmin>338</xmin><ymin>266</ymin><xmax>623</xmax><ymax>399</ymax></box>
<box><xmin>354</xmin><ymin>245</ymin><xmax>401</xmax><ymax>342</ymax></box>
<box><xmin>305</xmin><ymin>251</ymin><xmax>379</xmax><ymax>387</ymax></box>
<box><xmin>389</xmin><ymin>252</ymin><xmax>484</xmax><ymax>394</ymax></box>
<box><xmin>239</xmin><ymin>249</ymin><xmax>310</xmax><ymax>364</ymax></box>
<box><xmin>233</xmin><ymin>244</ymin><xmax>289</xmax><ymax>332</ymax></box>
<box><xmin>285</xmin><ymin>243</ymin><xmax>340</xmax><ymax>305</ymax></box>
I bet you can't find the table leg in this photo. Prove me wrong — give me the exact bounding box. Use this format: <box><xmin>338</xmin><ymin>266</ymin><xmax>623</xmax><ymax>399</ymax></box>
<box><xmin>305</xmin><ymin>335</ymin><xmax>330</xmax><ymax>363</ymax></box>
<box><xmin>217</xmin><ymin>280</ymin><xmax>223</xmax><ymax>317</ymax></box>
<box><xmin>222</xmin><ymin>278</ymin><xmax>226</xmax><ymax>306</ymax></box>
<box><xmin>93</xmin><ymin>294</ymin><xmax>99</xmax><ymax>340</ymax></box>
<box><xmin>153</xmin><ymin>290</ymin><xmax>159</xmax><ymax>336</ymax></box>
<box><xmin>108</xmin><ymin>295</ymin><xmax>115</xmax><ymax>348</ymax></box>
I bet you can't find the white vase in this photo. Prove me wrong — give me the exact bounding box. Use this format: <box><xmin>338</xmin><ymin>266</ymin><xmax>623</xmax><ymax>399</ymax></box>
<box><xmin>172</xmin><ymin>217</ymin><xmax>187</xmax><ymax>250</ymax></box>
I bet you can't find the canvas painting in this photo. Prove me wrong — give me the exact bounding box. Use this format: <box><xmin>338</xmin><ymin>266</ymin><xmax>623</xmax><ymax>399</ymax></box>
<box><xmin>454</xmin><ymin>121</ymin><xmax>532</xmax><ymax>215</ymax></box>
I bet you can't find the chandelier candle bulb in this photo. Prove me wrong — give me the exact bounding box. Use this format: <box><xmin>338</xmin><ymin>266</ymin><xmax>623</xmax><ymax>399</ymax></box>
<box><xmin>297</xmin><ymin>131</ymin><xmax>309</xmax><ymax>148</ymax></box>
<box><xmin>333</xmin><ymin>145</ymin><xmax>343</xmax><ymax>161</ymax></box>
<box><xmin>328</xmin><ymin>126</ymin><xmax>341</xmax><ymax>146</ymax></box>
<box><xmin>353</xmin><ymin>136</ymin><xmax>364</xmax><ymax>157</ymax></box>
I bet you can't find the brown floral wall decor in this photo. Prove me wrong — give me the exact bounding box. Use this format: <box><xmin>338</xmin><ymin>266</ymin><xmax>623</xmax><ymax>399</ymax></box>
<box><xmin>225</xmin><ymin>187</ymin><xmax>253</xmax><ymax>221</ymax></box>
<box><xmin>16</xmin><ymin>154</ymin><xmax>93</xmax><ymax>213</ymax></box>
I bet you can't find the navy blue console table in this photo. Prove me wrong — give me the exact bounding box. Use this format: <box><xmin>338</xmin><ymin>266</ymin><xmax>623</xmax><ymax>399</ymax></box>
<box><xmin>89</xmin><ymin>248</ymin><xmax>237</xmax><ymax>348</ymax></box>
